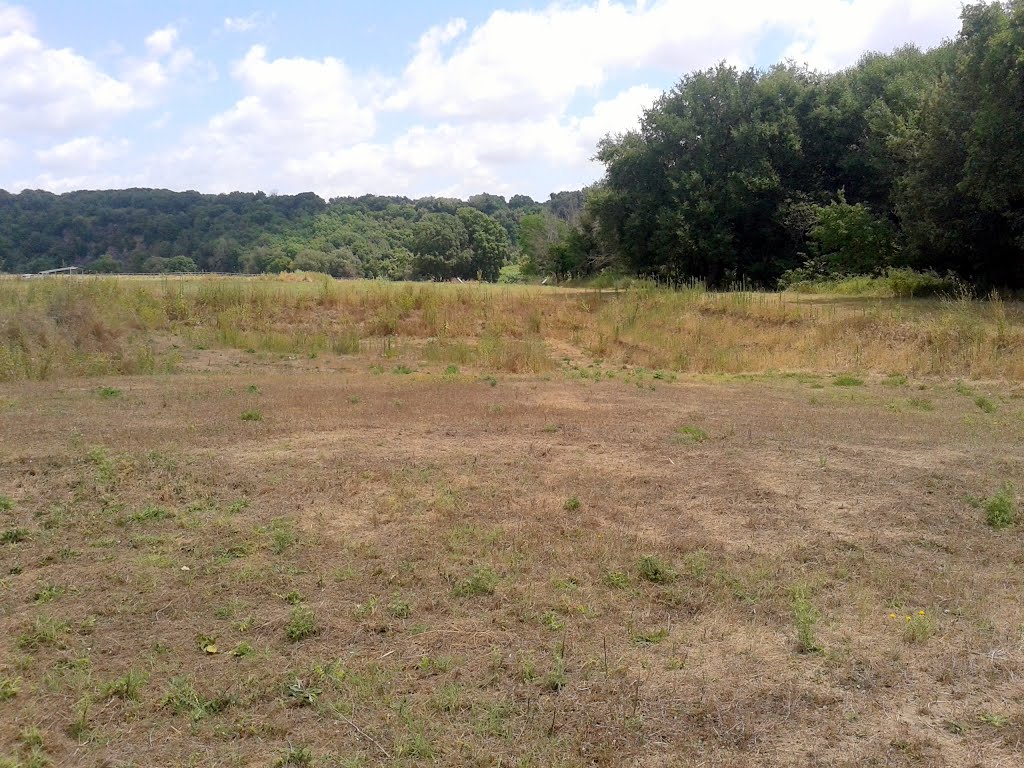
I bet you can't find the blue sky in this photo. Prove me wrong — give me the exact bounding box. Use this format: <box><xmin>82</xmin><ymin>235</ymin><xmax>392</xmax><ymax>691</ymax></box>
<box><xmin>1</xmin><ymin>1</ymin><xmax>965</xmax><ymax>200</ymax></box>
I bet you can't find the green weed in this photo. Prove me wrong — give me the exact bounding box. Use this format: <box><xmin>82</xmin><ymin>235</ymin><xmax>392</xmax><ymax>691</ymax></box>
<box><xmin>563</xmin><ymin>495</ymin><xmax>581</xmax><ymax>512</ymax></box>
<box><xmin>791</xmin><ymin>585</ymin><xmax>821</xmax><ymax>653</ymax></box>
<box><xmin>833</xmin><ymin>375</ymin><xmax>865</xmax><ymax>387</ymax></box>
<box><xmin>97</xmin><ymin>386</ymin><xmax>122</xmax><ymax>399</ymax></box>
<box><xmin>674</xmin><ymin>425</ymin><xmax>708</xmax><ymax>443</ymax></box>
<box><xmin>16</xmin><ymin>617</ymin><xmax>70</xmax><ymax>650</ymax></box>
<box><xmin>2</xmin><ymin>528</ymin><xmax>30</xmax><ymax>544</ymax></box>
<box><xmin>903</xmin><ymin>611</ymin><xmax>936</xmax><ymax>644</ymax></box>
<box><xmin>162</xmin><ymin>677</ymin><xmax>232</xmax><ymax>720</ymax></box>
<box><xmin>452</xmin><ymin>567</ymin><xmax>499</xmax><ymax>597</ymax></box>
<box><xmin>0</xmin><ymin>678</ymin><xmax>19</xmax><ymax>701</ymax></box>
<box><xmin>602</xmin><ymin>570</ymin><xmax>630</xmax><ymax>589</ymax></box>
<box><xmin>240</xmin><ymin>409</ymin><xmax>263</xmax><ymax>421</ymax></box>
<box><xmin>975</xmin><ymin>396</ymin><xmax>997</xmax><ymax>414</ymax></box>
<box><xmin>0</xmin><ymin>495</ymin><xmax>12</xmax><ymax>511</ymax></box>
<box><xmin>274</xmin><ymin>746</ymin><xmax>314</xmax><ymax>767</ymax></box>
<box><xmin>983</xmin><ymin>483</ymin><xmax>1016</xmax><ymax>529</ymax></box>
<box><xmin>637</xmin><ymin>555</ymin><xmax>677</xmax><ymax>584</ymax></box>
<box><xmin>285</xmin><ymin>606</ymin><xmax>319</xmax><ymax>642</ymax></box>
<box><xmin>100</xmin><ymin>669</ymin><xmax>147</xmax><ymax>701</ymax></box>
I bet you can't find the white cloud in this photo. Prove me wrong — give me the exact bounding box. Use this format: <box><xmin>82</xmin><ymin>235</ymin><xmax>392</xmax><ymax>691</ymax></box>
<box><xmin>0</xmin><ymin>5</ymin><xmax>141</xmax><ymax>135</ymax></box>
<box><xmin>224</xmin><ymin>14</ymin><xmax>262</xmax><ymax>33</ymax></box>
<box><xmin>0</xmin><ymin>137</ymin><xmax>15</xmax><ymax>167</ymax></box>
<box><xmin>145</xmin><ymin>25</ymin><xmax>178</xmax><ymax>57</ymax></box>
<box><xmin>36</xmin><ymin>136</ymin><xmax>128</xmax><ymax>172</ymax></box>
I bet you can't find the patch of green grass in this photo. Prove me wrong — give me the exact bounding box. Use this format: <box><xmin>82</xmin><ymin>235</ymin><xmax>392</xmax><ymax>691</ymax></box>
<box><xmin>974</xmin><ymin>396</ymin><xmax>997</xmax><ymax>414</ymax></box>
<box><xmin>274</xmin><ymin>746</ymin><xmax>314</xmax><ymax>767</ymax></box>
<box><xmin>791</xmin><ymin>585</ymin><xmax>821</xmax><ymax>653</ymax></box>
<box><xmin>240</xmin><ymin>409</ymin><xmax>263</xmax><ymax>422</ymax></box>
<box><xmin>245</xmin><ymin>384</ymin><xmax>261</xmax><ymax>395</ymax></box>
<box><xmin>0</xmin><ymin>495</ymin><xmax>12</xmax><ymax>512</ymax></box>
<box><xmin>387</xmin><ymin>594</ymin><xmax>411</xmax><ymax>619</ymax></box>
<box><xmin>542</xmin><ymin>611</ymin><xmax>565</xmax><ymax>632</ymax></box>
<box><xmin>978</xmin><ymin>712</ymin><xmax>1010</xmax><ymax>728</ymax></box>
<box><xmin>637</xmin><ymin>555</ymin><xmax>677</xmax><ymax>584</ymax></box>
<box><xmin>907</xmin><ymin>397</ymin><xmax>934</xmax><ymax>411</ymax></box>
<box><xmin>0</xmin><ymin>677</ymin><xmax>20</xmax><ymax>701</ymax></box>
<box><xmin>97</xmin><ymin>386</ymin><xmax>122</xmax><ymax>399</ymax></box>
<box><xmin>444</xmin><ymin>364</ymin><xmax>459</xmax><ymax>376</ymax></box>
<box><xmin>128</xmin><ymin>505</ymin><xmax>171</xmax><ymax>524</ymax></box>
<box><xmin>33</xmin><ymin>585</ymin><xmax>66</xmax><ymax>604</ymax></box>
<box><xmin>602</xmin><ymin>570</ymin><xmax>630</xmax><ymax>589</ymax></box>
<box><xmin>266</xmin><ymin>519</ymin><xmax>296</xmax><ymax>554</ymax></box>
<box><xmin>955</xmin><ymin>380</ymin><xmax>975</xmax><ymax>396</ymax></box>
<box><xmin>3</xmin><ymin>528</ymin><xmax>30</xmax><ymax>544</ymax></box>
<box><xmin>16</xmin><ymin>617</ymin><xmax>70</xmax><ymax>650</ymax></box>
<box><xmin>833</xmin><ymin>375</ymin><xmax>864</xmax><ymax>387</ymax></box>
<box><xmin>285</xmin><ymin>605</ymin><xmax>319</xmax><ymax>642</ymax></box>
<box><xmin>162</xmin><ymin>677</ymin><xmax>232</xmax><ymax>720</ymax></box>
<box><xmin>100</xmin><ymin>669</ymin><xmax>147</xmax><ymax>701</ymax></box>
<box><xmin>452</xmin><ymin>567</ymin><xmax>499</xmax><ymax>597</ymax></box>
<box><xmin>983</xmin><ymin>483</ymin><xmax>1016</xmax><ymax>530</ymax></box>
<box><xmin>563</xmin><ymin>495</ymin><xmax>581</xmax><ymax>512</ymax></box>
<box><xmin>231</xmin><ymin>641</ymin><xmax>255</xmax><ymax>658</ymax></box>
<box><xmin>630</xmin><ymin>627</ymin><xmax>669</xmax><ymax>645</ymax></box>
<box><xmin>392</xmin><ymin>364</ymin><xmax>414</xmax><ymax>375</ymax></box>
<box><xmin>881</xmin><ymin>374</ymin><xmax>908</xmax><ymax>387</ymax></box>
<box><xmin>673</xmin><ymin>425</ymin><xmax>708</xmax><ymax>443</ymax></box>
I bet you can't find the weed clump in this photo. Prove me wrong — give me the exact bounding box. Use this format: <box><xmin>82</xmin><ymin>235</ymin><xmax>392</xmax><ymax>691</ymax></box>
<box><xmin>285</xmin><ymin>606</ymin><xmax>319</xmax><ymax>642</ymax></box>
<box><xmin>791</xmin><ymin>585</ymin><xmax>821</xmax><ymax>653</ymax></box>
<box><xmin>2</xmin><ymin>528</ymin><xmax>30</xmax><ymax>544</ymax></box>
<box><xmin>983</xmin><ymin>484</ymin><xmax>1016</xmax><ymax>529</ymax></box>
<box><xmin>833</xmin><ymin>375</ymin><xmax>865</xmax><ymax>387</ymax></box>
<box><xmin>637</xmin><ymin>555</ymin><xmax>677</xmax><ymax>584</ymax></box>
<box><xmin>674</xmin><ymin>425</ymin><xmax>708</xmax><ymax>443</ymax></box>
<box><xmin>452</xmin><ymin>567</ymin><xmax>499</xmax><ymax>597</ymax></box>
<box><xmin>563</xmin><ymin>496</ymin><xmax>581</xmax><ymax>512</ymax></box>
<box><xmin>240</xmin><ymin>409</ymin><xmax>263</xmax><ymax>422</ymax></box>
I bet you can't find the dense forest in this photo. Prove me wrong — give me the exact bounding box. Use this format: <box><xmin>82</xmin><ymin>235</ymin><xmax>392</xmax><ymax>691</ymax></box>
<box><xmin>1</xmin><ymin>1</ymin><xmax>1021</xmax><ymax>288</ymax></box>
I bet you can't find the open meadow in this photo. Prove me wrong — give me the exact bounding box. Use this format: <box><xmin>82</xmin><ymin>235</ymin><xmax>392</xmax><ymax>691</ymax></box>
<box><xmin>1</xmin><ymin>276</ymin><xmax>1023</xmax><ymax>767</ymax></box>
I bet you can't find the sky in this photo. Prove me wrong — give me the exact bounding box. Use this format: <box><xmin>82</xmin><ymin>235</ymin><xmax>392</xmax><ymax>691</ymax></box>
<box><xmin>1</xmin><ymin>0</ymin><xmax>967</xmax><ymax>201</ymax></box>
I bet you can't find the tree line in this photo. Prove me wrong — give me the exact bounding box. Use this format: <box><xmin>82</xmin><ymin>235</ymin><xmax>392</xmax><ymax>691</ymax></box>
<box><xmin>1</xmin><ymin>2</ymin><xmax>1020</xmax><ymax>289</ymax></box>
<box><xmin>586</xmin><ymin>0</ymin><xmax>1024</xmax><ymax>289</ymax></box>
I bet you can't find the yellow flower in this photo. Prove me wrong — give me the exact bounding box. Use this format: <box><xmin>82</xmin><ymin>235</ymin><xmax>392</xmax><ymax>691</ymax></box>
<box><xmin>905</xmin><ymin>616</ymin><xmax>911</xmax><ymax>621</ymax></box>
<box><xmin>889</xmin><ymin>613</ymin><xmax>896</xmax><ymax>619</ymax></box>
<box><xmin>918</xmin><ymin>610</ymin><xmax>925</xmax><ymax>615</ymax></box>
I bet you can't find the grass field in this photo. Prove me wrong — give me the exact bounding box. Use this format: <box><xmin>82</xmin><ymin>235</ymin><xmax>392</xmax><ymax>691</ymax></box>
<box><xmin>1</xmin><ymin>276</ymin><xmax>1023</xmax><ymax>767</ymax></box>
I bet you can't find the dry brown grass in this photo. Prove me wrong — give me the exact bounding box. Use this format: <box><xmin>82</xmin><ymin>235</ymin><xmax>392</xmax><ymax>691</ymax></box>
<box><xmin>3</xmin><ymin>275</ymin><xmax>1024</xmax><ymax>381</ymax></box>
<box><xmin>1</xmin><ymin>276</ymin><xmax>1024</xmax><ymax>766</ymax></box>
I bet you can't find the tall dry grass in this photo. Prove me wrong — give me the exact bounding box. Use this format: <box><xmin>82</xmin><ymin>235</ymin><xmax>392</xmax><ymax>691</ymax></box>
<box><xmin>2</xmin><ymin>274</ymin><xmax>1023</xmax><ymax>381</ymax></box>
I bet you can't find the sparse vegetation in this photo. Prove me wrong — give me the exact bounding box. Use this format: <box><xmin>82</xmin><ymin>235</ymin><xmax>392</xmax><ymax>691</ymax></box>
<box><xmin>983</xmin><ymin>484</ymin><xmax>1017</xmax><ymax>530</ymax></box>
<box><xmin>0</xmin><ymin>275</ymin><xmax>1022</xmax><ymax>765</ymax></box>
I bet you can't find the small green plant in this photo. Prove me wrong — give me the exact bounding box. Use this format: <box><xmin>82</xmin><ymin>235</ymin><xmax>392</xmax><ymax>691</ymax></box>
<box><xmin>97</xmin><ymin>386</ymin><xmax>122</xmax><ymax>399</ymax></box>
<box><xmin>903</xmin><ymin>610</ymin><xmax>936</xmax><ymax>644</ymax></box>
<box><xmin>267</xmin><ymin>519</ymin><xmax>296</xmax><ymax>554</ymax></box>
<box><xmin>100</xmin><ymin>669</ymin><xmax>147</xmax><ymax>701</ymax></box>
<box><xmin>387</xmin><ymin>594</ymin><xmax>411</xmax><ymax>619</ymax></box>
<box><xmin>285</xmin><ymin>605</ymin><xmax>319</xmax><ymax>642</ymax></box>
<box><xmin>955</xmin><ymin>380</ymin><xmax>975</xmax><ymax>396</ymax></box>
<box><xmin>274</xmin><ymin>746</ymin><xmax>314</xmax><ymax>767</ymax></box>
<box><xmin>907</xmin><ymin>397</ymin><xmax>934</xmax><ymax>411</ymax></box>
<box><xmin>630</xmin><ymin>626</ymin><xmax>669</xmax><ymax>644</ymax></box>
<box><xmin>16</xmin><ymin>616</ymin><xmax>70</xmax><ymax>650</ymax></box>
<box><xmin>542</xmin><ymin>611</ymin><xmax>565</xmax><ymax>631</ymax></box>
<box><xmin>452</xmin><ymin>567</ymin><xmax>499</xmax><ymax>597</ymax></box>
<box><xmin>674</xmin><ymin>425</ymin><xmax>708</xmax><ymax>443</ymax></box>
<box><xmin>246</xmin><ymin>384</ymin><xmax>261</xmax><ymax>395</ymax></box>
<box><xmin>231</xmin><ymin>641</ymin><xmax>255</xmax><ymax>658</ymax></box>
<box><xmin>0</xmin><ymin>495</ymin><xmax>12</xmax><ymax>511</ymax></box>
<box><xmin>444</xmin><ymin>365</ymin><xmax>459</xmax><ymax>376</ymax></box>
<box><xmin>240</xmin><ymin>409</ymin><xmax>263</xmax><ymax>422</ymax></box>
<box><xmin>978</xmin><ymin>712</ymin><xmax>1010</xmax><ymax>728</ymax></box>
<box><xmin>542</xmin><ymin>654</ymin><xmax>567</xmax><ymax>692</ymax></box>
<box><xmin>982</xmin><ymin>483</ymin><xmax>1017</xmax><ymax>529</ymax></box>
<box><xmin>2</xmin><ymin>528</ymin><xmax>30</xmax><ymax>544</ymax></box>
<box><xmin>283</xmin><ymin>590</ymin><xmax>304</xmax><ymax>605</ymax></box>
<box><xmin>162</xmin><ymin>677</ymin><xmax>232</xmax><ymax>720</ymax></box>
<box><xmin>392</xmin><ymin>364</ymin><xmax>414</xmax><ymax>375</ymax></box>
<box><xmin>602</xmin><ymin>570</ymin><xmax>630</xmax><ymax>589</ymax></box>
<box><xmin>833</xmin><ymin>375</ymin><xmax>864</xmax><ymax>387</ymax></box>
<box><xmin>637</xmin><ymin>555</ymin><xmax>677</xmax><ymax>584</ymax></box>
<box><xmin>563</xmin><ymin>495</ymin><xmax>581</xmax><ymax>512</ymax></box>
<box><xmin>0</xmin><ymin>677</ymin><xmax>19</xmax><ymax>701</ymax></box>
<box><xmin>881</xmin><ymin>374</ymin><xmax>908</xmax><ymax>387</ymax></box>
<box><xmin>791</xmin><ymin>585</ymin><xmax>821</xmax><ymax>653</ymax></box>
<box><xmin>128</xmin><ymin>505</ymin><xmax>171</xmax><ymax>524</ymax></box>
<box><xmin>33</xmin><ymin>585</ymin><xmax>65</xmax><ymax>604</ymax></box>
<box><xmin>286</xmin><ymin>678</ymin><xmax>322</xmax><ymax>707</ymax></box>
<box><xmin>974</xmin><ymin>396</ymin><xmax>997</xmax><ymax>414</ymax></box>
